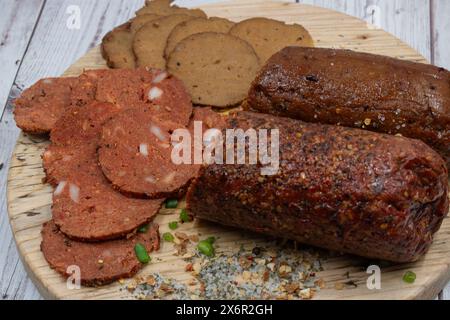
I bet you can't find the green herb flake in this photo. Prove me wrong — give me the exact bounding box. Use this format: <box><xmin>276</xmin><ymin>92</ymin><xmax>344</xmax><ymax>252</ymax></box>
<box><xmin>197</xmin><ymin>239</ymin><xmax>215</xmax><ymax>257</ymax></box>
<box><xmin>402</xmin><ymin>271</ymin><xmax>416</xmax><ymax>284</ymax></box>
<box><xmin>165</xmin><ymin>199</ymin><xmax>178</xmax><ymax>209</ymax></box>
<box><xmin>137</xmin><ymin>224</ymin><xmax>149</xmax><ymax>233</ymax></box>
<box><xmin>168</xmin><ymin>221</ymin><xmax>178</xmax><ymax>230</ymax></box>
<box><xmin>180</xmin><ymin>209</ymin><xmax>192</xmax><ymax>223</ymax></box>
<box><xmin>163</xmin><ymin>232</ymin><xmax>175</xmax><ymax>242</ymax></box>
<box><xmin>205</xmin><ymin>236</ymin><xmax>216</xmax><ymax>244</ymax></box>
<box><xmin>134</xmin><ymin>243</ymin><xmax>151</xmax><ymax>264</ymax></box>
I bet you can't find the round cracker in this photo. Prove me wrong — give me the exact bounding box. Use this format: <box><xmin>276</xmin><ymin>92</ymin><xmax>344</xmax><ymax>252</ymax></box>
<box><xmin>229</xmin><ymin>17</ymin><xmax>314</xmax><ymax>63</ymax></box>
<box><xmin>136</xmin><ymin>0</ymin><xmax>206</xmax><ymax>18</ymax></box>
<box><xmin>165</xmin><ymin>17</ymin><xmax>235</xmax><ymax>58</ymax></box>
<box><xmin>130</xmin><ymin>13</ymin><xmax>161</xmax><ymax>33</ymax></box>
<box><xmin>167</xmin><ymin>32</ymin><xmax>260</xmax><ymax>107</ymax></box>
<box><xmin>133</xmin><ymin>14</ymin><xmax>196</xmax><ymax>69</ymax></box>
<box><xmin>101</xmin><ymin>22</ymin><xmax>136</xmax><ymax>69</ymax></box>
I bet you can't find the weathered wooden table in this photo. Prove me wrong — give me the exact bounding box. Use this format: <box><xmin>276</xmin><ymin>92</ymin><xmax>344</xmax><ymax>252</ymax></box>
<box><xmin>0</xmin><ymin>0</ymin><xmax>449</xmax><ymax>300</ymax></box>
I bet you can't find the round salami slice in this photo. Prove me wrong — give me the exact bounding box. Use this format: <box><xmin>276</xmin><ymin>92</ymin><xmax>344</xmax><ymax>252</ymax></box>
<box><xmin>50</xmin><ymin>154</ymin><xmax>164</xmax><ymax>241</ymax></box>
<box><xmin>14</xmin><ymin>77</ymin><xmax>78</xmax><ymax>134</ymax></box>
<box><xmin>50</xmin><ymin>101</ymin><xmax>122</xmax><ymax>147</ymax></box>
<box><xmin>70</xmin><ymin>69</ymin><xmax>109</xmax><ymax>107</ymax></box>
<box><xmin>75</xmin><ymin>68</ymin><xmax>192</xmax><ymax>126</ymax></box>
<box><xmin>142</xmin><ymin>69</ymin><xmax>192</xmax><ymax>126</ymax></box>
<box><xmin>41</xmin><ymin>220</ymin><xmax>160</xmax><ymax>287</ymax></box>
<box><xmin>99</xmin><ymin>106</ymin><xmax>198</xmax><ymax>199</ymax></box>
<box><xmin>43</xmin><ymin>144</ymin><xmax>97</xmax><ymax>186</ymax></box>
<box><xmin>45</xmin><ymin>97</ymin><xmax>164</xmax><ymax>241</ymax></box>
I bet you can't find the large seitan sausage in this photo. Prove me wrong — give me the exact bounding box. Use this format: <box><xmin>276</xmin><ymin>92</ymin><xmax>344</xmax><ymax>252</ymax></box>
<box><xmin>186</xmin><ymin>112</ymin><xmax>449</xmax><ymax>262</ymax></box>
<box><xmin>246</xmin><ymin>47</ymin><xmax>450</xmax><ymax>167</ymax></box>
<box><xmin>41</xmin><ymin>220</ymin><xmax>159</xmax><ymax>286</ymax></box>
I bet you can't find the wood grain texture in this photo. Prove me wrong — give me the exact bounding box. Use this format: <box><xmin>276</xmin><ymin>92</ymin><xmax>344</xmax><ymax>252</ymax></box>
<box><xmin>0</xmin><ymin>0</ymin><xmax>45</xmax><ymax>116</ymax></box>
<box><xmin>0</xmin><ymin>0</ymin><xmax>45</xmax><ymax>300</ymax></box>
<box><xmin>7</xmin><ymin>0</ymin><xmax>450</xmax><ymax>300</ymax></box>
<box><xmin>297</xmin><ymin>0</ymin><xmax>432</xmax><ymax>61</ymax></box>
<box><xmin>431</xmin><ymin>0</ymin><xmax>450</xmax><ymax>69</ymax></box>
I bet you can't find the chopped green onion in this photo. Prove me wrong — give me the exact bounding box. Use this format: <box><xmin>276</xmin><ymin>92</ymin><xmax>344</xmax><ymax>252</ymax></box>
<box><xmin>180</xmin><ymin>209</ymin><xmax>192</xmax><ymax>222</ymax></box>
<box><xmin>165</xmin><ymin>199</ymin><xmax>178</xmax><ymax>209</ymax></box>
<box><xmin>168</xmin><ymin>221</ymin><xmax>178</xmax><ymax>230</ymax></box>
<box><xmin>137</xmin><ymin>224</ymin><xmax>149</xmax><ymax>233</ymax></box>
<box><xmin>197</xmin><ymin>239</ymin><xmax>215</xmax><ymax>257</ymax></box>
<box><xmin>205</xmin><ymin>236</ymin><xmax>216</xmax><ymax>244</ymax></box>
<box><xmin>134</xmin><ymin>243</ymin><xmax>150</xmax><ymax>264</ymax></box>
<box><xmin>402</xmin><ymin>271</ymin><xmax>416</xmax><ymax>284</ymax></box>
<box><xmin>163</xmin><ymin>232</ymin><xmax>174</xmax><ymax>242</ymax></box>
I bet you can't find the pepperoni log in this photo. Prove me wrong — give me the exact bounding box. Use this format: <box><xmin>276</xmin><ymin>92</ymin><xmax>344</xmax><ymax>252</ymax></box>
<box><xmin>187</xmin><ymin>112</ymin><xmax>449</xmax><ymax>262</ymax></box>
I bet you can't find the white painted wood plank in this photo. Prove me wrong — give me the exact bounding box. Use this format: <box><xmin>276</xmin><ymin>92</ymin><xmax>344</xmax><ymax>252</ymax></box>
<box><xmin>431</xmin><ymin>0</ymin><xmax>450</xmax><ymax>69</ymax></box>
<box><xmin>0</xmin><ymin>124</ymin><xmax>42</xmax><ymax>300</ymax></box>
<box><xmin>297</xmin><ymin>0</ymin><xmax>431</xmax><ymax>61</ymax></box>
<box><xmin>0</xmin><ymin>0</ymin><xmax>146</xmax><ymax>300</ymax></box>
<box><xmin>0</xmin><ymin>0</ymin><xmax>45</xmax><ymax>117</ymax></box>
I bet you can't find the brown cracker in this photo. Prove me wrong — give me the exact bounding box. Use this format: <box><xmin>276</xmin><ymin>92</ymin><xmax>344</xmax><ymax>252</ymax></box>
<box><xmin>229</xmin><ymin>17</ymin><xmax>314</xmax><ymax>63</ymax></box>
<box><xmin>167</xmin><ymin>32</ymin><xmax>260</xmax><ymax>107</ymax></box>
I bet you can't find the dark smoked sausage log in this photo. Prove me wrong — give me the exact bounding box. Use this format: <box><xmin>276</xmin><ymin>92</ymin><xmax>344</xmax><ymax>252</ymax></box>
<box><xmin>186</xmin><ymin>112</ymin><xmax>449</xmax><ymax>262</ymax></box>
<box><xmin>246</xmin><ymin>47</ymin><xmax>450</xmax><ymax>167</ymax></box>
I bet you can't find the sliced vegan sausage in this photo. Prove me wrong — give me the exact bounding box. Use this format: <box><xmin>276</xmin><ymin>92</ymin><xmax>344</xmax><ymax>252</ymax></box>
<box><xmin>14</xmin><ymin>77</ymin><xmax>78</xmax><ymax>134</ymax></box>
<box><xmin>50</xmin><ymin>102</ymin><xmax>122</xmax><ymax>147</ymax></box>
<box><xmin>45</xmin><ymin>99</ymin><xmax>164</xmax><ymax>241</ymax></box>
<box><xmin>99</xmin><ymin>106</ymin><xmax>198</xmax><ymax>199</ymax></box>
<box><xmin>41</xmin><ymin>220</ymin><xmax>159</xmax><ymax>286</ymax></box>
<box><xmin>50</xmin><ymin>157</ymin><xmax>164</xmax><ymax>241</ymax></box>
<box><xmin>79</xmin><ymin>68</ymin><xmax>192</xmax><ymax>126</ymax></box>
<box><xmin>187</xmin><ymin>111</ymin><xmax>449</xmax><ymax>263</ymax></box>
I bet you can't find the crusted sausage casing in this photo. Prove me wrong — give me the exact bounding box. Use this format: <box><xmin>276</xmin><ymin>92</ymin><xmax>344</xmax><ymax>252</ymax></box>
<box><xmin>186</xmin><ymin>112</ymin><xmax>449</xmax><ymax>262</ymax></box>
<box><xmin>246</xmin><ymin>47</ymin><xmax>450</xmax><ymax>167</ymax></box>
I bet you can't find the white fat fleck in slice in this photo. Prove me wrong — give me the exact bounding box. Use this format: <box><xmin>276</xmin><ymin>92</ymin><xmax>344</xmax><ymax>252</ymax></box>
<box><xmin>139</xmin><ymin>143</ymin><xmax>149</xmax><ymax>156</ymax></box>
<box><xmin>152</xmin><ymin>72</ymin><xmax>167</xmax><ymax>84</ymax></box>
<box><xmin>42</xmin><ymin>79</ymin><xmax>53</xmax><ymax>84</ymax></box>
<box><xmin>54</xmin><ymin>181</ymin><xmax>67</xmax><ymax>196</ymax></box>
<box><xmin>159</xmin><ymin>142</ymin><xmax>170</xmax><ymax>149</ymax></box>
<box><xmin>69</xmin><ymin>183</ymin><xmax>80</xmax><ymax>203</ymax></box>
<box><xmin>150</xmin><ymin>124</ymin><xmax>167</xmax><ymax>142</ymax></box>
<box><xmin>148</xmin><ymin>87</ymin><xmax>163</xmax><ymax>101</ymax></box>
<box><xmin>162</xmin><ymin>172</ymin><xmax>176</xmax><ymax>184</ymax></box>
<box><xmin>145</xmin><ymin>176</ymin><xmax>156</xmax><ymax>184</ymax></box>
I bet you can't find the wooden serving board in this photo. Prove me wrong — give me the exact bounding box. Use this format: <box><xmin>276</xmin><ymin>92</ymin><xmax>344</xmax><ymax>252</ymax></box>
<box><xmin>7</xmin><ymin>0</ymin><xmax>450</xmax><ymax>300</ymax></box>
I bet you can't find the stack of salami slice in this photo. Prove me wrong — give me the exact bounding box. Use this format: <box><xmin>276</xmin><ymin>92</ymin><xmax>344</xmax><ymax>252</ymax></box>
<box><xmin>14</xmin><ymin>67</ymin><xmax>225</xmax><ymax>286</ymax></box>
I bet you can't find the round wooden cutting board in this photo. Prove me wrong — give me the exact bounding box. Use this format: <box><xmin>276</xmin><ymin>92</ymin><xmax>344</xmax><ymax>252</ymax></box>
<box><xmin>7</xmin><ymin>0</ymin><xmax>450</xmax><ymax>300</ymax></box>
